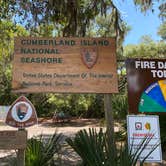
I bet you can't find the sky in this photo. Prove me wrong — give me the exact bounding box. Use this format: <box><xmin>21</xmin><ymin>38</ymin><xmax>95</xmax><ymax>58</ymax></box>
<box><xmin>14</xmin><ymin>0</ymin><xmax>162</xmax><ymax>46</ymax></box>
<box><xmin>114</xmin><ymin>0</ymin><xmax>162</xmax><ymax>45</ymax></box>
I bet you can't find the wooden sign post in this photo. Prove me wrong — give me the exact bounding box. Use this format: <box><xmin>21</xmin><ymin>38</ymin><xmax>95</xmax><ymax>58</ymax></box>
<box><xmin>17</xmin><ymin>148</ymin><xmax>25</xmax><ymax>166</ymax></box>
<box><xmin>17</xmin><ymin>129</ymin><xmax>26</xmax><ymax>166</ymax></box>
<box><xmin>4</xmin><ymin>96</ymin><xmax>38</xmax><ymax>166</ymax></box>
<box><xmin>0</xmin><ymin>130</ymin><xmax>27</xmax><ymax>149</ymax></box>
<box><xmin>12</xmin><ymin>37</ymin><xmax>118</xmax><ymax>164</ymax></box>
<box><xmin>104</xmin><ymin>94</ymin><xmax>115</xmax><ymax>154</ymax></box>
<box><xmin>0</xmin><ymin>130</ymin><xmax>27</xmax><ymax>166</ymax></box>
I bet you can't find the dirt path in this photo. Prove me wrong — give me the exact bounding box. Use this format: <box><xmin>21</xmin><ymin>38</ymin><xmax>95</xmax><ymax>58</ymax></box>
<box><xmin>0</xmin><ymin>119</ymin><xmax>107</xmax><ymax>165</ymax></box>
<box><xmin>0</xmin><ymin>118</ymin><xmax>107</xmax><ymax>139</ymax></box>
<box><xmin>0</xmin><ymin>119</ymin><xmax>165</xmax><ymax>166</ymax></box>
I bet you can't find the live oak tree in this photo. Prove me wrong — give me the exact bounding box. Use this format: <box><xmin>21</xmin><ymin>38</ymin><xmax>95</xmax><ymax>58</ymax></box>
<box><xmin>0</xmin><ymin>0</ymin><xmax>165</xmax><ymax>118</ymax></box>
<box><xmin>0</xmin><ymin>0</ymin><xmax>124</xmax><ymax>38</ymax></box>
<box><xmin>158</xmin><ymin>22</ymin><xmax>166</xmax><ymax>40</ymax></box>
<box><xmin>0</xmin><ymin>21</ymin><xmax>28</xmax><ymax>104</ymax></box>
<box><xmin>0</xmin><ymin>0</ymin><xmax>126</xmax><ymax>117</ymax></box>
<box><xmin>124</xmin><ymin>35</ymin><xmax>166</xmax><ymax>58</ymax></box>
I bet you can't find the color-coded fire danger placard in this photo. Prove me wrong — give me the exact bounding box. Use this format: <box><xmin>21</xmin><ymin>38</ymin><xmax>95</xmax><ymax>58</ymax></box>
<box><xmin>127</xmin><ymin>115</ymin><xmax>162</xmax><ymax>163</ymax></box>
<box><xmin>5</xmin><ymin>96</ymin><xmax>37</xmax><ymax>128</ymax></box>
<box><xmin>12</xmin><ymin>37</ymin><xmax>118</xmax><ymax>93</ymax></box>
<box><xmin>126</xmin><ymin>58</ymin><xmax>166</xmax><ymax>114</ymax></box>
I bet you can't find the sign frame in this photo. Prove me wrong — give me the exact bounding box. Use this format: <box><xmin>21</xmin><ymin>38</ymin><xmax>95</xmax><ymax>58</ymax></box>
<box><xmin>127</xmin><ymin>115</ymin><xmax>162</xmax><ymax>163</ymax></box>
<box><xmin>126</xmin><ymin>58</ymin><xmax>166</xmax><ymax>114</ymax></box>
<box><xmin>0</xmin><ymin>130</ymin><xmax>27</xmax><ymax>149</ymax></box>
<box><xmin>5</xmin><ymin>96</ymin><xmax>38</xmax><ymax>128</ymax></box>
<box><xmin>12</xmin><ymin>37</ymin><xmax>118</xmax><ymax>94</ymax></box>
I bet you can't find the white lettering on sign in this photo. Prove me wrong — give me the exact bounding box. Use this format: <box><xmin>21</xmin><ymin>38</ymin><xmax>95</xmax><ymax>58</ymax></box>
<box><xmin>135</xmin><ymin>61</ymin><xmax>156</xmax><ymax>69</ymax></box>
<box><xmin>151</xmin><ymin>70</ymin><xmax>166</xmax><ymax>78</ymax></box>
<box><xmin>135</xmin><ymin>60</ymin><xmax>166</xmax><ymax>78</ymax></box>
<box><xmin>158</xmin><ymin>62</ymin><xmax>166</xmax><ymax>69</ymax></box>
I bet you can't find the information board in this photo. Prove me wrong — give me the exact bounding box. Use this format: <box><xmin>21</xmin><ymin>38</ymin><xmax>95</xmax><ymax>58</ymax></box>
<box><xmin>127</xmin><ymin>115</ymin><xmax>162</xmax><ymax>163</ymax></box>
<box><xmin>12</xmin><ymin>37</ymin><xmax>118</xmax><ymax>93</ymax></box>
<box><xmin>126</xmin><ymin>58</ymin><xmax>166</xmax><ymax>114</ymax></box>
<box><xmin>0</xmin><ymin>130</ymin><xmax>27</xmax><ymax>149</ymax></box>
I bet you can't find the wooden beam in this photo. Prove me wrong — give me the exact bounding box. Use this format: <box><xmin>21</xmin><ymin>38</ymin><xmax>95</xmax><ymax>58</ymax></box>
<box><xmin>104</xmin><ymin>94</ymin><xmax>115</xmax><ymax>154</ymax></box>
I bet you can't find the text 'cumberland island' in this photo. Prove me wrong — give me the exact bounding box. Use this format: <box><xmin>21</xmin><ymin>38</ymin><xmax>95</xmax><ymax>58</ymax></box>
<box><xmin>18</xmin><ymin>38</ymin><xmax>111</xmax><ymax>64</ymax></box>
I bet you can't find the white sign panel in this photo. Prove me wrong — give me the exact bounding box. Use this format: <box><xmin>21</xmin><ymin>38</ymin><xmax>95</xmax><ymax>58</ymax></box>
<box><xmin>0</xmin><ymin>106</ymin><xmax>10</xmax><ymax>121</ymax></box>
<box><xmin>127</xmin><ymin>115</ymin><xmax>162</xmax><ymax>162</ymax></box>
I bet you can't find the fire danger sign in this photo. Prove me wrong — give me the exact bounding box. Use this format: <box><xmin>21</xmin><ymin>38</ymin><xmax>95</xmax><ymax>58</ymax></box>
<box><xmin>126</xmin><ymin>58</ymin><xmax>166</xmax><ymax>114</ymax></box>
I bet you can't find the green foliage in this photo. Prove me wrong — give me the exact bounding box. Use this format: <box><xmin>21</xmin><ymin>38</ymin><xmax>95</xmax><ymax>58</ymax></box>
<box><xmin>133</xmin><ymin>0</ymin><xmax>154</xmax><ymax>12</ymax></box>
<box><xmin>124</xmin><ymin>35</ymin><xmax>166</xmax><ymax>58</ymax></box>
<box><xmin>47</xmin><ymin>94</ymin><xmax>104</xmax><ymax>118</ymax></box>
<box><xmin>133</xmin><ymin>0</ymin><xmax>166</xmax><ymax>17</ymax></box>
<box><xmin>0</xmin><ymin>1</ymin><xmax>121</xmax><ymax>37</ymax></box>
<box><xmin>67</xmin><ymin>128</ymin><xmax>159</xmax><ymax>166</ymax></box>
<box><xmin>8</xmin><ymin>132</ymin><xmax>63</xmax><ymax>166</ymax></box>
<box><xmin>0</xmin><ymin>20</ymin><xmax>28</xmax><ymax>105</ymax></box>
<box><xmin>158</xmin><ymin>21</ymin><xmax>166</xmax><ymax>40</ymax></box>
<box><xmin>0</xmin><ymin>1</ymin><xmax>127</xmax><ymax>119</ymax></box>
<box><xmin>0</xmin><ymin>0</ymin><xmax>16</xmax><ymax>20</ymax></box>
<box><xmin>24</xmin><ymin>93</ymin><xmax>104</xmax><ymax>118</ymax></box>
<box><xmin>25</xmin><ymin>132</ymin><xmax>63</xmax><ymax>166</ymax></box>
<box><xmin>0</xmin><ymin>1</ymin><xmax>164</xmax><ymax>122</ymax></box>
<box><xmin>27</xmin><ymin>94</ymin><xmax>52</xmax><ymax>117</ymax></box>
<box><xmin>159</xmin><ymin>3</ymin><xmax>166</xmax><ymax>19</ymax></box>
<box><xmin>29</xmin><ymin>24</ymin><xmax>55</xmax><ymax>37</ymax></box>
<box><xmin>112</xmin><ymin>94</ymin><xmax>128</xmax><ymax>120</ymax></box>
<box><xmin>0</xmin><ymin>1</ymin><xmax>127</xmax><ymax>118</ymax></box>
<box><xmin>67</xmin><ymin>128</ymin><xmax>113</xmax><ymax>166</ymax></box>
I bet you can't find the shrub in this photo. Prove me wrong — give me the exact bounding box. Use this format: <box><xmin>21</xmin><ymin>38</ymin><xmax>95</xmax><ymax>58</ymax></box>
<box><xmin>66</xmin><ymin>128</ymin><xmax>159</xmax><ymax>166</ymax></box>
<box><xmin>25</xmin><ymin>132</ymin><xmax>63</xmax><ymax>166</ymax></box>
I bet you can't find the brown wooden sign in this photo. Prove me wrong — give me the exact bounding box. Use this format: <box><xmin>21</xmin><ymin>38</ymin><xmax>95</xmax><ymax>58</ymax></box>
<box><xmin>126</xmin><ymin>58</ymin><xmax>166</xmax><ymax>114</ymax></box>
<box><xmin>0</xmin><ymin>130</ymin><xmax>27</xmax><ymax>149</ymax></box>
<box><xmin>12</xmin><ymin>37</ymin><xmax>118</xmax><ymax>93</ymax></box>
<box><xmin>6</xmin><ymin>96</ymin><xmax>38</xmax><ymax>128</ymax></box>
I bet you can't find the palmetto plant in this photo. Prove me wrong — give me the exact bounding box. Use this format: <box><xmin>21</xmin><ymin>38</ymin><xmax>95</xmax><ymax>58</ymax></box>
<box><xmin>25</xmin><ymin>132</ymin><xmax>63</xmax><ymax>166</ymax></box>
<box><xmin>66</xmin><ymin>128</ymin><xmax>160</xmax><ymax>166</ymax></box>
<box><xmin>8</xmin><ymin>132</ymin><xmax>63</xmax><ymax>166</ymax></box>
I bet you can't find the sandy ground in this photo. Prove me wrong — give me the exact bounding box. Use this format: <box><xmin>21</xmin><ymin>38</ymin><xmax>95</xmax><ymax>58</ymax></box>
<box><xmin>0</xmin><ymin>119</ymin><xmax>165</xmax><ymax>166</ymax></box>
<box><xmin>0</xmin><ymin>118</ymin><xmax>107</xmax><ymax>139</ymax></box>
<box><xmin>0</xmin><ymin>119</ymin><xmax>106</xmax><ymax>165</ymax></box>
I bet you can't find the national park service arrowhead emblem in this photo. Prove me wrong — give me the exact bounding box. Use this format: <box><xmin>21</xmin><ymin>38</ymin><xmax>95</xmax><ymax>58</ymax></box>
<box><xmin>81</xmin><ymin>48</ymin><xmax>98</xmax><ymax>69</ymax></box>
<box><xmin>5</xmin><ymin>96</ymin><xmax>38</xmax><ymax>128</ymax></box>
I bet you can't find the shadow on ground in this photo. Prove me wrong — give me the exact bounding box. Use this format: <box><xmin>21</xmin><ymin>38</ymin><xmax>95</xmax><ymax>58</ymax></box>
<box><xmin>39</xmin><ymin>118</ymin><xmax>101</xmax><ymax>128</ymax></box>
<box><xmin>0</xmin><ymin>133</ymin><xmax>81</xmax><ymax>166</ymax></box>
